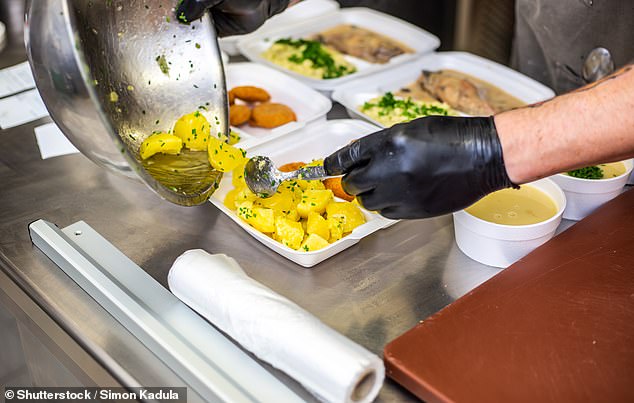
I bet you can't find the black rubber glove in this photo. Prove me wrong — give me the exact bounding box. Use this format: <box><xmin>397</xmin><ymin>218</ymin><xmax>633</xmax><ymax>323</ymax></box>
<box><xmin>323</xmin><ymin>116</ymin><xmax>517</xmax><ymax>219</ymax></box>
<box><xmin>176</xmin><ymin>0</ymin><xmax>290</xmax><ymax>37</ymax></box>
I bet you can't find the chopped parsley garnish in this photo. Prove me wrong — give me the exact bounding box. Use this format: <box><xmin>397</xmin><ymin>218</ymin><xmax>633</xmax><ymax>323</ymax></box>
<box><xmin>274</xmin><ymin>38</ymin><xmax>355</xmax><ymax>79</ymax></box>
<box><xmin>362</xmin><ymin>92</ymin><xmax>451</xmax><ymax>120</ymax></box>
<box><xmin>155</xmin><ymin>54</ymin><xmax>169</xmax><ymax>75</ymax></box>
<box><xmin>567</xmin><ymin>166</ymin><xmax>604</xmax><ymax>179</ymax></box>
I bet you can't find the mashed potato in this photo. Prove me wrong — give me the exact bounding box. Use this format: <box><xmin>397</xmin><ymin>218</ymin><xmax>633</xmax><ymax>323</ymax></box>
<box><xmin>360</xmin><ymin>92</ymin><xmax>454</xmax><ymax>127</ymax></box>
<box><xmin>262</xmin><ymin>38</ymin><xmax>356</xmax><ymax>80</ymax></box>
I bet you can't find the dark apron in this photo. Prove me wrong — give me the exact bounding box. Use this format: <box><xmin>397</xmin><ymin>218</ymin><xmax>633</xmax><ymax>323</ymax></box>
<box><xmin>512</xmin><ymin>0</ymin><xmax>634</xmax><ymax>94</ymax></box>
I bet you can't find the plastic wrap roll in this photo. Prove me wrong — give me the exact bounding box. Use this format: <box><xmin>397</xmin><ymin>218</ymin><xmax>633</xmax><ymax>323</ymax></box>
<box><xmin>168</xmin><ymin>249</ymin><xmax>384</xmax><ymax>403</ymax></box>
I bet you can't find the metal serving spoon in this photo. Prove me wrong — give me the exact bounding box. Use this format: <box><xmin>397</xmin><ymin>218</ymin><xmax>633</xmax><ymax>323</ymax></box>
<box><xmin>244</xmin><ymin>156</ymin><xmax>335</xmax><ymax>198</ymax></box>
<box><xmin>582</xmin><ymin>47</ymin><xmax>615</xmax><ymax>83</ymax></box>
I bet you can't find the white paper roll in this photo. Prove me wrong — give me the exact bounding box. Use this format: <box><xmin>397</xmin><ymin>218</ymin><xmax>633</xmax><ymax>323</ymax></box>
<box><xmin>168</xmin><ymin>249</ymin><xmax>384</xmax><ymax>403</ymax></box>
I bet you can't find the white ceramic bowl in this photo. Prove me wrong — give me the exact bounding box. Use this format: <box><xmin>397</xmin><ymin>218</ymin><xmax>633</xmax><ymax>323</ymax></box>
<box><xmin>453</xmin><ymin>178</ymin><xmax>566</xmax><ymax>268</ymax></box>
<box><xmin>550</xmin><ymin>159</ymin><xmax>633</xmax><ymax>221</ymax></box>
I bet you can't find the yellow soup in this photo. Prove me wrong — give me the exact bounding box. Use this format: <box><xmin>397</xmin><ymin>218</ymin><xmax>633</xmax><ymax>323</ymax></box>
<box><xmin>466</xmin><ymin>186</ymin><xmax>557</xmax><ymax>225</ymax></box>
<box><xmin>597</xmin><ymin>162</ymin><xmax>626</xmax><ymax>178</ymax></box>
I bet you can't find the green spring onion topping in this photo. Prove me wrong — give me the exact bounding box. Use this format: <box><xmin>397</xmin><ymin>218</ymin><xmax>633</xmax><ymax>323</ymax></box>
<box><xmin>275</xmin><ymin>38</ymin><xmax>355</xmax><ymax>79</ymax></box>
<box><xmin>567</xmin><ymin>166</ymin><xmax>604</xmax><ymax>179</ymax></box>
<box><xmin>362</xmin><ymin>92</ymin><xmax>451</xmax><ymax>119</ymax></box>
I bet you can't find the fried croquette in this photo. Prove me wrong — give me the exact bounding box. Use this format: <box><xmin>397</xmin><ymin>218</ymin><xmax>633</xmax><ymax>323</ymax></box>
<box><xmin>322</xmin><ymin>177</ymin><xmax>355</xmax><ymax>201</ymax></box>
<box><xmin>228</xmin><ymin>90</ymin><xmax>235</xmax><ymax>105</ymax></box>
<box><xmin>278</xmin><ymin>162</ymin><xmax>306</xmax><ymax>172</ymax></box>
<box><xmin>231</xmin><ymin>86</ymin><xmax>271</xmax><ymax>103</ymax></box>
<box><xmin>250</xmin><ymin>103</ymin><xmax>297</xmax><ymax>128</ymax></box>
<box><xmin>229</xmin><ymin>104</ymin><xmax>251</xmax><ymax>126</ymax></box>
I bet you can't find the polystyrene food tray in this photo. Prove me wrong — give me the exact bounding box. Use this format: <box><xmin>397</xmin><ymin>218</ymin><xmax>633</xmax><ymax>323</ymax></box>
<box><xmin>331</xmin><ymin>51</ymin><xmax>557</xmax><ymax>127</ymax></box>
<box><xmin>219</xmin><ymin>0</ymin><xmax>340</xmax><ymax>56</ymax></box>
<box><xmin>209</xmin><ymin>119</ymin><xmax>396</xmax><ymax>267</ymax></box>
<box><xmin>238</xmin><ymin>8</ymin><xmax>440</xmax><ymax>91</ymax></box>
<box><xmin>226</xmin><ymin>63</ymin><xmax>332</xmax><ymax>149</ymax></box>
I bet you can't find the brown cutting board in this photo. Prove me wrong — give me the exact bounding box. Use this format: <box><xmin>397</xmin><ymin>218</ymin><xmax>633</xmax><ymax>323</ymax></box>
<box><xmin>384</xmin><ymin>188</ymin><xmax>634</xmax><ymax>403</ymax></box>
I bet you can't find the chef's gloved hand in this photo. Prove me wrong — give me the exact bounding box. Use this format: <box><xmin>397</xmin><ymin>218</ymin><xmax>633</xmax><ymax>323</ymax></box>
<box><xmin>323</xmin><ymin>116</ymin><xmax>517</xmax><ymax>219</ymax></box>
<box><xmin>176</xmin><ymin>0</ymin><xmax>290</xmax><ymax>37</ymax></box>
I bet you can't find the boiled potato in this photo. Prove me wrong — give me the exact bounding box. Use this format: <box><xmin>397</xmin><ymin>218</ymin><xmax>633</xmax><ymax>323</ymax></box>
<box><xmin>278</xmin><ymin>208</ymin><xmax>300</xmax><ymax>222</ymax></box>
<box><xmin>223</xmin><ymin>188</ymin><xmax>241</xmax><ymax>210</ymax></box>
<box><xmin>300</xmin><ymin>233</ymin><xmax>330</xmax><ymax>252</ymax></box>
<box><xmin>305</xmin><ymin>159</ymin><xmax>324</xmax><ymax>167</ymax></box>
<box><xmin>258</xmin><ymin>189</ymin><xmax>298</xmax><ymax>221</ymax></box>
<box><xmin>275</xmin><ymin>217</ymin><xmax>304</xmax><ymax>250</ymax></box>
<box><xmin>226</xmin><ymin>158</ymin><xmax>369</xmax><ymax>252</ymax></box>
<box><xmin>139</xmin><ymin>133</ymin><xmax>183</xmax><ymax>160</ymax></box>
<box><xmin>236</xmin><ymin>200</ymin><xmax>253</xmax><ymax>213</ymax></box>
<box><xmin>237</xmin><ymin>201</ymin><xmax>275</xmax><ymax>233</ymax></box>
<box><xmin>173</xmin><ymin>111</ymin><xmax>211</xmax><ymax>151</ymax></box>
<box><xmin>228</xmin><ymin>130</ymin><xmax>241</xmax><ymax>145</ymax></box>
<box><xmin>326</xmin><ymin>202</ymin><xmax>366</xmax><ymax>233</ymax></box>
<box><xmin>296</xmin><ymin>160</ymin><xmax>326</xmax><ymax>191</ymax></box>
<box><xmin>231</xmin><ymin>160</ymin><xmax>248</xmax><ymax>188</ymax></box>
<box><xmin>280</xmin><ymin>180</ymin><xmax>304</xmax><ymax>201</ymax></box>
<box><xmin>217</xmin><ymin>130</ymin><xmax>242</xmax><ymax>146</ymax></box>
<box><xmin>234</xmin><ymin>186</ymin><xmax>257</xmax><ymax>204</ymax></box>
<box><xmin>307</xmin><ymin>212</ymin><xmax>329</xmax><ymax>241</ymax></box>
<box><xmin>208</xmin><ymin>136</ymin><xmax>246</xmax><ymax>172</ymax></box>
<box><xmin>327</xmin><ymin>215</ymin><xmax>345</xmax><ymax>242</ymax></box>
<box><xmin>297</xmin><ymin>189</ymin><xmax>333</xmax><ymax>218</ymax></box>
<box><xmin>250</xmin><ymin>208</ymin><xmax>275</xmax><ymax>233</ymax></box>
<box><xmin>297</xmin><ymin>179</ymin><xmax>326</xmax><ymax>191</ymax></box>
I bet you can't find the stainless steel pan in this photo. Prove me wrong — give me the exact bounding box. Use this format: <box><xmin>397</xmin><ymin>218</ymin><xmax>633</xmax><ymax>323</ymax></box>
<box><xmin>26</xmin><ymin>0</ymin><xmax>228</xmax><ymax>206</ymax></box>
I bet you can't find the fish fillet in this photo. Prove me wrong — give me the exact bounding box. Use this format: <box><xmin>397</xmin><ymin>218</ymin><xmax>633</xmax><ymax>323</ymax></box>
<box><xmin>418</xmin><ymin>70</ymin><xmax>496</xmax><ymax>116</ymax></box>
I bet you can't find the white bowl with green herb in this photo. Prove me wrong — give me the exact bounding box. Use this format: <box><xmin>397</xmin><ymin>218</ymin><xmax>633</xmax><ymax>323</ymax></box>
<box><xmin>550</xmin><ymin>159</ymin><xmax>633</xmax><ymax>221</ymax></box>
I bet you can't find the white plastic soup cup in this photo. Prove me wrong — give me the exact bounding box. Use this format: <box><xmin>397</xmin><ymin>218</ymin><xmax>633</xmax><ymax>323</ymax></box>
<box><xmin>550</xmin><ymin>159</ymin><xmax>633</xmax><ymax>221</ymax></box>
<box><xmin>453</xmin><ymin>178</ymin><xmax>566</xmax><ymax>268</ymax></box>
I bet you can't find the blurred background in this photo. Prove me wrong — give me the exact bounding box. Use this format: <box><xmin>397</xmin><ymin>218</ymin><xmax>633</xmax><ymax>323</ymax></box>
<box><xmin>0</xmin><ymin>0</ymin><xmax>25</xmax><ymax>58</ymax></box>
<box><xmin>0</xmin><ymin>0</ymin><xmax>516</xmax><ymax>66</ymax></box>
<box><xmin>338</xmin><ymin>0</ymin><xmax>515</xmax><ymax>65</ymax></box>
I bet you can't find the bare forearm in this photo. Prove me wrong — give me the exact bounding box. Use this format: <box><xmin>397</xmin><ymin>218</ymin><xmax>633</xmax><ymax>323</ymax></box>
<box><xmin>495</xmin><ymin>64</ymin><xmax>634</xmax><ymax>183</ymax></box>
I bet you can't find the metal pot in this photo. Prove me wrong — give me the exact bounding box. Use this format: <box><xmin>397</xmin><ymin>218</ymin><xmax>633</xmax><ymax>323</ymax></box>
<box><xmin>26</xmin><ymin>0</ymin><xmax>228</xmax><ymax>206</ymax></box>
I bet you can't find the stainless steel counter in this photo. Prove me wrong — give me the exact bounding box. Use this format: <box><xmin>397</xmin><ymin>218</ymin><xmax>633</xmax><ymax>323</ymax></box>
<box><xmin>0</xmin><ymin>13</ymin><xmax>574</xmax><ymax>402</ymax></box>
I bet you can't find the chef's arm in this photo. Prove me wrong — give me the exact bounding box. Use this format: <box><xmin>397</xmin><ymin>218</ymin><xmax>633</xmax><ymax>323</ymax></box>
<box><xmin>496</xmin><ymin>64</ymin><xmax>634</xmax><ymax>183</ymax></box>
<box><xmin>324</xmin><ymin>64</ymin><xmax>634</xmax><ymax>220</ymax></box>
